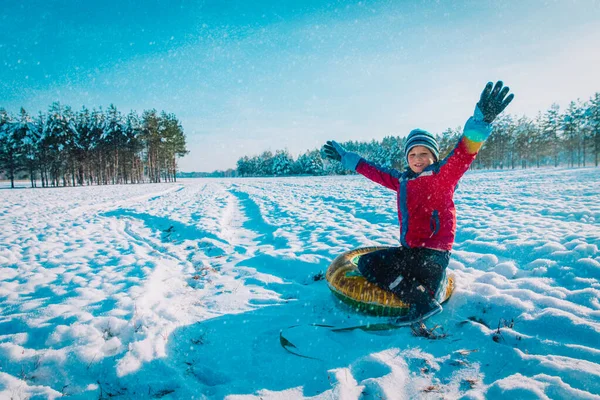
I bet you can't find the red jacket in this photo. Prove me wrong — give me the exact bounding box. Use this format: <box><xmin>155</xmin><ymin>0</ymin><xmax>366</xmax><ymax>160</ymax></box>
<box><xmin>356</xmin><ymin>136</ymin><xmax>477</xmax><ymax>251</ymax></box>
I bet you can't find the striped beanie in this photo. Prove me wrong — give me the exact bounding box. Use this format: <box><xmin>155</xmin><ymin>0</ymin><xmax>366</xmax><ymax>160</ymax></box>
<box><xmin>404</xmin><ymin>129</ymin><xmax>439</xmax><ymax>163</ymax></box>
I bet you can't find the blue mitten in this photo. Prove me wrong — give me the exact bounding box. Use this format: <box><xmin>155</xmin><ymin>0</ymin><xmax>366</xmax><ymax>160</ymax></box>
<box><xmin>463</xmin><ymin>105</ymin><xmax>493</xmax><ymax>142</ymax></box>
<box><xmin>323</xmin><ymin>140</ymin><xmax>361</xmax><ymax>171</ymax></box>
<box><xmin>464</xmin><ymin>81</ymin><xmax>514</xmax><ymax>143</ymax></box>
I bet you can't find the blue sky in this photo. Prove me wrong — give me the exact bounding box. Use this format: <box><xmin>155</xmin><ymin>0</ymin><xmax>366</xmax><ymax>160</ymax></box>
<box><xmin>2</xmin><ymin>0</ymin><xmax>600</xmax><ymax>172</ymax></box>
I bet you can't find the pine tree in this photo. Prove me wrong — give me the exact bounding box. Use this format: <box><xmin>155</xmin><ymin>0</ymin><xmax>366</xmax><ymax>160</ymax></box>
<box><xmin>123</xmin><ymin>111</ymin><xmax>143</xmax><ymax>183</ymax></box>
<box><xmin>437</xmin><ymin>129</ymin><xmax>460</xmax><ymax>161</ymax></box>
<box><xmin>295</xmin><ymin>149</ymin><xmax>324</xmax><ymax>175</ymax></box>
<box><xmin>14</xmin><ymin>108</ymin><xmax>38</xmax><ymax>187</ymax></box>
<box><xmin>44</xmin><ymin>103</ymin><xmax>78</xmax><ymax>186</ymax></box>
<box><xmin>562</xmin><ymin>101</ymin><xmax>583</xmax><ymax>167</ymax></box>
<box><xmin>272</xmin><ymin>149</ymin><xmax>294</xmax><ymax>176</ymax></box>
<box><xmin>0</xmin><ymin>109</ymin><xmax>21</xmax><ymax>188</ymax></box>
<box><xmin>158</xmin><ymin>112</ymin><xmax>188</xmax><ymax>182</ymax></box>
<box><xmin>104</xmin><ymin>104</ymin><xmax>125</xmax><ymax>184</ymax></box>
<box><xmin>90</xmin><ymin>109</ymin><xmax>106</xmax><ymax>184</ymax></box>
<box><xmin>141</xmin><ymin>110</ymin><xmax>161</xmax><ymax>182</ymax></box>
<box><xmin>586</xmin><ymin>93</ymin><xmax>600</xmax><ymax>167</ymax></box>
<box><xmin>539</xmin><ymin>104</ymin><xmax>561</xmax><ymax>167</ymax></box>
<box><xmin>512</xmin><ymin>117</ymin><xmax>536</xmax><ymax>169</ymax></box>
<box><xmin>258</xmin><ymin>150</ymin><xmax>274</xmax><ymax>176</ymax></box>
<box><xmin>74</xmin><ymin>107</ymin><xmax>95</xmax><ymax>185</ymax></box>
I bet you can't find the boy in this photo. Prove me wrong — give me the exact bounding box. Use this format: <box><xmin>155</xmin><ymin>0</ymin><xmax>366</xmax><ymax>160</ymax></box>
<box><xmin>323</xmin><ymin>81</ymin><xmax>514</xmax><ymax>320</ymax></box>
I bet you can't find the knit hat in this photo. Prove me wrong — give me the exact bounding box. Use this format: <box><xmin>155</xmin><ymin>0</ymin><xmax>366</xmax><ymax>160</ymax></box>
<box><xmin>404</xmin><ymin>129</ymin><xmax>439</xmax><ymax>163</ymax></box>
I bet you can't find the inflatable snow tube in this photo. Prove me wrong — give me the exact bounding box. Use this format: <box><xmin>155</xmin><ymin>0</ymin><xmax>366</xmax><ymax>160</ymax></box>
<box><xmin>326</xmin><ymin>246</ymin><xmax>454</xmax><ymax>317</ymax></box>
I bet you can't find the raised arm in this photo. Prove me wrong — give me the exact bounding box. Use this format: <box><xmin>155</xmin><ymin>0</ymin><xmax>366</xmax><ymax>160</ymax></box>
<box><xmin>323</xmin><ymin>140</ymin><xmax>400</xmax><ymax>191</ymax></box>
<box><xmin>464</xmin><ymin>80</ymin><xmax>515</xmax><ymax>154</ymax></box>
<box><xmin>440</xmin><ymin>81</ymin><xmax>515</xmax><ymax>183</ymax></box>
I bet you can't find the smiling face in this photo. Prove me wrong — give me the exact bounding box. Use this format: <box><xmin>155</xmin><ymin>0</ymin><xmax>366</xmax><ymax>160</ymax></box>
<box><xmin>407</xmin><ymin>146</ymin><xmax>436</xmax><ymax>174</ymax></box>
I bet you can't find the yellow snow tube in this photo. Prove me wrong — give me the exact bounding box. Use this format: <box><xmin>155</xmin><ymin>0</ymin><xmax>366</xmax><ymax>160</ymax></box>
<box><xmin>326</xmin><ymin>246</ymin><xmax>455</xmax><ymax>317</ymax></box>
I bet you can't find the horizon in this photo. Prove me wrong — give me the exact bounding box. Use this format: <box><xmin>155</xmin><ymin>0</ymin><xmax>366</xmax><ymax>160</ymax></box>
<box><xmin>2</xmin><ymin>0</ymin><xmax>600</xmax><ymax>172</ymax></box>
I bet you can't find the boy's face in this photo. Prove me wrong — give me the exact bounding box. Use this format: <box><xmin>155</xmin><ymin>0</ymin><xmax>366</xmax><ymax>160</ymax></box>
<box><xmin>407</xmin><ymin>146</ymin><xmax>435</xmax><ymax>174</ymax></box>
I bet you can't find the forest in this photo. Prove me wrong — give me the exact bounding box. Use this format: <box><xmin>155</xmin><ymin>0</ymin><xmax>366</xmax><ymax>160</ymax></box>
<box><xmin>0</xmin><ymin>103</ymin><xmax>188</xmax><ymax>188</ymax></box>
<box><xmin>233</xmin><ymin>93</ymin><xmax>600</xmax><ymax>177</ymax></box>
<box><xmin>3</xmin><ymin>93</ymin><xmax>599</xmax><ymax>184</ymax></box>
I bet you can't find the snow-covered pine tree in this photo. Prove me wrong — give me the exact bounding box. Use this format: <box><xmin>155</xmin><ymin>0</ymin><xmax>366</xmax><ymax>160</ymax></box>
<box><xmin>562</xmin><ymin>101</ymin><xmax>584</xmax><ymax>168</ymax></box>
<box><xmin>14</xmin><ymin>108</ymin><xmax>38</xmax><ymax>187</ymax></box>
<box><xmin>0</xmin><ymin>109</ymin><xmax>22</xmax><ymax>188</ymax></box>
<box><xmin>103</xmin><ymin>104</ymin><xmax>125</xmax><ymax>184</ymax></box>
<box><xmin>272</xmin><ymin>149</ymin><xmax>294</xmax><ymax>176</ymax></box>
<box><xmin>43</xmin><ymin>102</ymin><xmax>78</xmax><ymax>186</ymax></box>
<box><xmin>124</xmin><ymin>111</ymin><xmax>143</xmax><ymax>183</ymax></box>
<box><xmin>258</xmin><ymin>151</ymin><xmax>274</xmax><ymax>176</ymax></box>
<box><xmin>585</xmin><ymin>93</ymin><xmax>600</xmax><ymax>167</ymax></box>
<box><xmin>295</xmin><ymin>149</ymin><xmax>323</xmax><ymax>175</ymax></box>
<box><xmin>159</xmin><ymin>111</ymin><xmax>188</xmax><ymax>182</ymax></box>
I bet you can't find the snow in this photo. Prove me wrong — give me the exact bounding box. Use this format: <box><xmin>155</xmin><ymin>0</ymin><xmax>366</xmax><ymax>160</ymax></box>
<box><xmin>0</xmin><ymin>167</ymin><xmax>599</xmax><ymax>399</ymax></box>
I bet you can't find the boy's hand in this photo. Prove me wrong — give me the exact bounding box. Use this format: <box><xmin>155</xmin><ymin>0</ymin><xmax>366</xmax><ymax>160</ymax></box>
<box><xmin>464</xmin><ymin>81</ymin><xmax>514</xmax><ymax>144</ymax></box>
<box><xmin>323</xmin><ymin>140</ymin><xmax>361</xmax><ymax>171</ymax></box>
<box><xmin>323</xmin><ymin>140</ymin><xmax>344</xmax><ymax>161</ymax></box>
<box><xmin>477</xmin><ymin>81</ymin><xmax>514</xmax><ymax>123</ymax></box>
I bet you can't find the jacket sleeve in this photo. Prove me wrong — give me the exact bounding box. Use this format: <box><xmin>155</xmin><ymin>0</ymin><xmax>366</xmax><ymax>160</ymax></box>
<box><xmin>438</xmin><ymin>131</ymin><xmax>484</xmax><ymax>186</ymax></box>
<box><xmin>355</xmin><ymin>159</ymin><xmax>401</xmax><ymax>191</ymax></box>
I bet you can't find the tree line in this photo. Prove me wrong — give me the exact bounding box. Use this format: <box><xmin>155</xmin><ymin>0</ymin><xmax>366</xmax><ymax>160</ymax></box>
<box><xmin>233</xmin><ymin>92</ymin><xmax>600</xmax><ymax>177</ymax></box>
<box><xmin>0</xmin><ymin>103</ymin><xmax>188</xmax><ymax>188</ymax></box>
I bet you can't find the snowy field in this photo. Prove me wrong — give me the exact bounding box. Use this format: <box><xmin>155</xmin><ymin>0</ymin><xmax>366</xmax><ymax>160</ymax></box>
<box><xmin>1</xmin><ymin>168</ymin><xmax>599</xmax><ymax>399</ymax></box>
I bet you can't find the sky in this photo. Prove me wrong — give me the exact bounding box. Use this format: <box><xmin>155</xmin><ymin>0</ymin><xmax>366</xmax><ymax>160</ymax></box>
<box><xmin>1</xmin><ymin>0</ymin><xmax>600</xmax><ymax>172</ymax></box>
